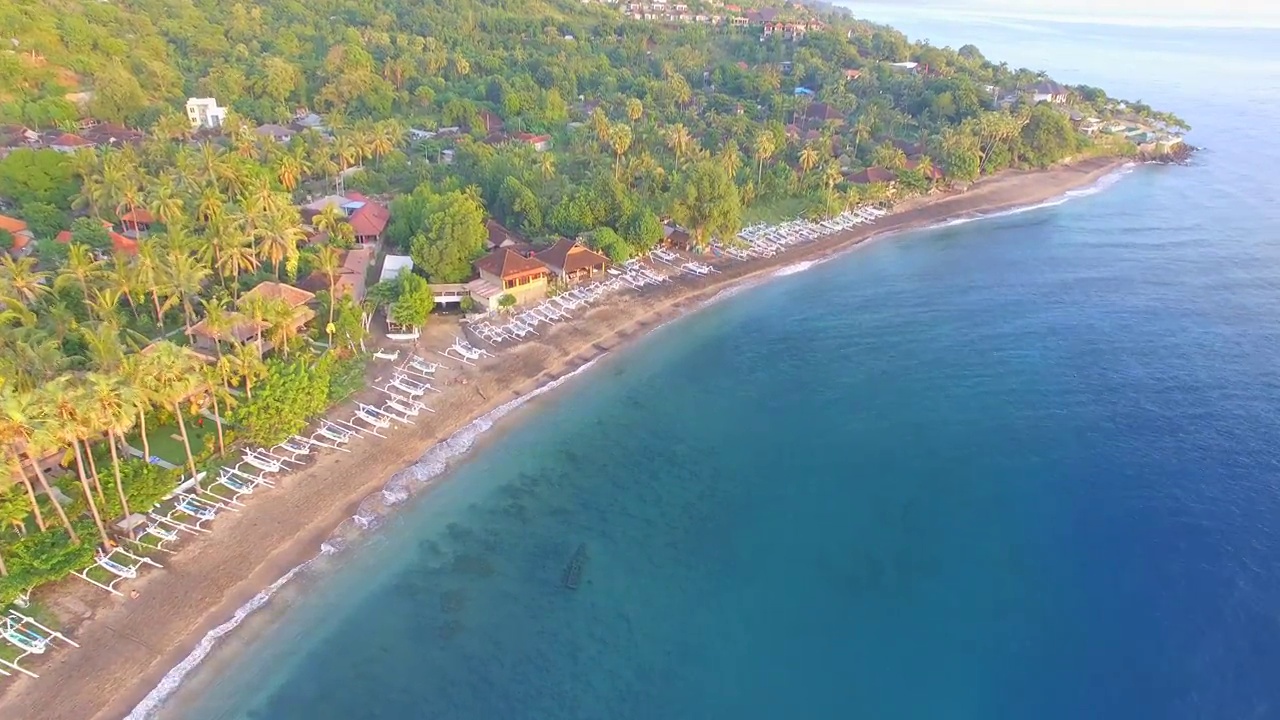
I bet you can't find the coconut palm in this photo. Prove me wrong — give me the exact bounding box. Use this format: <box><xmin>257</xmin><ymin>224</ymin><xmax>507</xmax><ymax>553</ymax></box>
<box><xmin>539</xmin><ymin>153</ymin><xmax>556</xmax><ymax>181</ymax></box>
<box><xmin>196</xmin><ymin>368</ymin><xmax>235</xmax><ymax>456</ymax></box>
<box><xmin>754</xmin><ymin>131</ymin><xmax>777</xmax><ymax>184</ymax></box>
<box><xmin>799</xmin><ymin>144</ymin><xmax>821</xmax><ymax>176</ymax></box>
<box><xmin>609</xmin><ymin>123</ymin><xmax>633</xmax><ymax>181</ymax></box>
<box><xmin>315</xmin><ymin>245</ymin><xmax>343</xmax><ymax>344</ymax></box>
<box><xmin>227</xmin><ymin>340</ymin><xmax>267</xmax><ymax>399</ymax></box>
<box><xmin>84</xmin><ymin>373</ymin><xmax>138</xmax><ymax>519</ymax></box>
<box><xmin>0</xmin><ymin>388</ymin><xmax>76</xmax><ymax>542</ymax></box>
<box><xmin>666</xmin><ymin>123</ymin><xmax>694</xmax><ymax>168</ymax></box>
<box><xmin>56</xmin><ymin>243</ymin><xmax>104</xmax><ymax>298</ymax></box>
<box><xmin>167</xmin><ymin>248</ymin><xmax>213</xmax><ymax>331</ymax></box>
<box><xmin>39</xmin><ymin>379</ymin><xmax>111</xmax><ymax>546</ymax></box>
<box><xmin>147</xmin><ymin>342</ymin><xmax>203</xmax><ymax>489</ymax></box>
<box><xmin>275</xmin><ymin>146</ymin><xmax>311</xmax><ymax>192</ymax></box>
<box><xmin>147</xmin><ymin>175</ymin><xmax>186</xmax><ymax>227</ymax></box>
<box><xmin>135</xmin><ymin>243</ymin><xmax>172</xmax><ymax>331</ymax></box>
<box><xmin>254</xmin><ymin>210</ymin><xmax>305</xmax><ymax>279</ymax></box>
<box><xmin>0</xmin><ymin>256</ymin><xmax>52</xmax><ymax>306</ymax></box>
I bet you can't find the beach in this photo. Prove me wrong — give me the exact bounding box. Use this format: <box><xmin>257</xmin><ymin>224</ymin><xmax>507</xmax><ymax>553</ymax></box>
<box><xmin>0</xmin><ymin>155</ymin><xmax>1127</xmax><ymax>720</ymax></box>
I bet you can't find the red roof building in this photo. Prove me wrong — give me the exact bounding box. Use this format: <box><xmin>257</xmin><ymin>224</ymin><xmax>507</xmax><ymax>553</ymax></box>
<box><xmin>846</xmin><ymin>167</ymin><xmax>898</xmax><ymax>185</ymax></box>
<box><xmin>341</xmin><ymin>192</ymin><xmax>390</xmax><ymax>244</ymax></box>
<box><xmin>514</xmin><ymin>133</ymin><xmax>552</xmax><ymax>152</ymax></box>
<box><xmin>535</xmin><ymin>238</ymin><xmax>609</xmax><ymax>282</ymax></box>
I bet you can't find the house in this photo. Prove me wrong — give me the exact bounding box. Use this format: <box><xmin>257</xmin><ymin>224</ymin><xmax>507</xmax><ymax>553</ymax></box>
<box><xmin>299</xmin><ymin>246</ymin><xmax>374</xmax><ymax>303</ymax></box>
<box><xmin>794</xmin><ymin>86</ymin><xmax>816</xmax><ymax>97</ymax></box>
<box><xmin>476</xmin><ymin>110</ymin><xmax>505</xmax><ymax>134</ymax></box>
<box><xmin>536</xmin><ymin>238</ymin><xmax>610</xmax><ymax>282</ymax></box>
<box><xmin>189</xmin><ymin>281</ymin><xmax>318</xmax><ymax>357</ymax></box>
<box><xmin>514</xmin><ymin>132</ymin><xmax>552</xmax><ymax>152</ymax></box>
<box><xmin>802</xmin><ymin>102</ymin><xmax>845</xmax><ymax>125</ymax></box>
<box><xmin>844</xmin><ymin>68</ymin><xmax>863</xmax><ymax>81</ymax></box>
<box><xmin>379</xmin><ymin>254</ymin><xmax>415</xmax><ymax>284</ymax></box>
<box><xmin>54</xmin><ymin>223</ymin><xmax>138</xmax><ymax>255</ymax></box>
<box><xmin>185</xmin><ymin>97</ymin><xmax>228</xmax><ymax>129</ymax></box>
<box><xmin>0</xmin><ymin>215</ymin><xmax>35</xmax><ymax>258</ymax></box>
<box><xmin>302</xmin><ymin>193</ymin><xmax>390</xmax><ymax>245</ymax></box>
<box><xmin>889</xmin><ymin>61</ymin><xmax>919</xmax><ymax>73</ymax></box>
<box><xmin>291</xmin><ymin>111</ymin><xmax>328</xmax><ymax>135</ymax></box>
<box><xmin>1028</xmin><ymin>80</ymin><xmax>1068</xmax><ymax>104</ymax></box>
<box><xmin>485</xmin><ymin>219</ymin><xmax>534</xmax><ymax>254</ymax></box>
<box><xmin>119</xmin><ymin>208</ymin><xmax>154</xmax><ymax>234</ymax></box>
<box><xmin>903</xmin><ymin>158</ymin><xmax>944</xmax><ymax>183</ymax></box>
<box><xmin>50</xmin><ymin>133</ymin><xmax>94</xmax><ymax>153</ymax></box>
<box><xmin>846</xmin><ymin>167</ymin><xmax>898</xmax><ymax>185</ymax></box>
<box><xmin>468</xmin><ymin>248</ymin><xmax>550</xmax><ymax>309</ymax></box>
<box><xmin>255</xmin><ymin>124</ymin><xmax>294</xmax><ymax>143</ymax></box>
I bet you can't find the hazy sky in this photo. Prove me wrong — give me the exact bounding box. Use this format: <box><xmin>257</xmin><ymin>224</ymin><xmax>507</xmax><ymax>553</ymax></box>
<box><xmin>879</xmin><ymin>0</ymin><xmax>1280</xmax><ymax>27</ymax></box>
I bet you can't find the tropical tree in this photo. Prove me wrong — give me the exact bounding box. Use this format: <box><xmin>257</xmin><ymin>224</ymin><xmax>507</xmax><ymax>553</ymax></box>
<box><xmin>609</xmin><ymin>123</ymin><xmax>633</xmax><ymax>181</ymax></box>
<box><xmin>798</xmin><ymin>144</ymin><xmax>821</xmax><ymax>176</ymax></box>
<box><xmin>0</xmin><ymin>256</ymin><xmax>52</xmax><ymax>306</ymax></box>
<box><xmin>753</xmin><ymin>131</ymin><xmax>777</xmax><ymax>184</ymax></box>
<box><xmin>147</xmin><ymin>342</ymin><xmax>203</xmax><ymax>489</ymax></box>
<box><xmin>0</xmin><ymin>389</ymin><xmax>79</xmax><ymax>544</ymax></box>
<box><xmin>84</xmin><ymin>373</ymin><xmax>138</xmax><ymax>520</ymax></box>
<box><xmin>314</xmin><ymin>245</ymin><xmax>343</xmax><ymax>344</ymax></box>
<box><xmin>666</xmin><ymin>123</ymin><xmax>694</xmax><ymax>168</ymax></box>
<box><xmin>39</xmin><ymin>379</ymin><xmax>111</xmax><ymax>546</ymax></box>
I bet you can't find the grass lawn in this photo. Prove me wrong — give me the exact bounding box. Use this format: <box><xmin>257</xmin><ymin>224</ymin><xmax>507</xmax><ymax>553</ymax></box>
<box><xmin>128</xmin><ymin>415</ymin><xmax>216</xmax><ymax>465</ymax></box>
<box><xmin>743</xmin><ymin>196</ymin><xmax>811</xmax><ymax>225</ymax></box>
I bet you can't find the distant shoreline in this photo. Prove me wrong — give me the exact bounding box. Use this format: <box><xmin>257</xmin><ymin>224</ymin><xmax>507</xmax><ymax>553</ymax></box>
<box><xmin>0</xmin><ymin>154</ymin><xmax>1131</xmax><ymax>720</ymax></box>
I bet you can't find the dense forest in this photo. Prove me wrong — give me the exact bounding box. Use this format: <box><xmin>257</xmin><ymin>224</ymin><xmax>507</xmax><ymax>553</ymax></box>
<box><xmin>0</xmin><ymin>0</ymin><xmax>1184</xmax><ymax>604</ymax></box>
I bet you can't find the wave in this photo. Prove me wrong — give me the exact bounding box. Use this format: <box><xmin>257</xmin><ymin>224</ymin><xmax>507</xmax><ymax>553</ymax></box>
<box><xmin>932</xmin><ymin>162</ymin><xmax>1135</xmax><ymax>230</ymax></box>
<box><xmin>772</xmin><ymin>257</ymin><xmax>833</xmax><ymax>278</ymax></box>
<box><xmin>125</xmin><ymin>354</ymin><xmax>608</xmax><ymax>720</ymax></box>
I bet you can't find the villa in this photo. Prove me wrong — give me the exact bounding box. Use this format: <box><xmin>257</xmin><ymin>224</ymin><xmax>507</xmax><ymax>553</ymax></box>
<box><xmin>302</xmin><ymin>192</ymin><xmax>390</xmax><ymax>245</ymax></box>
<box><xmin>1</xmin><ymin>215</ymin><xmax>35</xmax><ymax>258</ymax></box>
<box><xmin>467</xmin><ymin>248</ymin><xmax>550</xmax><ymax>310</ymax></box>
<box><xmin>536</xmin><ymin>238</ymin><xmax>610</xmax><ymax>282</ymax></box>
<box><xmin>187</xmin><ymin>282</ymin><xmax>316</xmax><ymax>358</ymax></box>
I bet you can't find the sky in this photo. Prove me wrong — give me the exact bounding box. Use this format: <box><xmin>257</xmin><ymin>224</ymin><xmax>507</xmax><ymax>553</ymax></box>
<box><xmin>864</xmin><ymin>0</ymin><xmax>1280</xmax><ymax>28</ymax></box>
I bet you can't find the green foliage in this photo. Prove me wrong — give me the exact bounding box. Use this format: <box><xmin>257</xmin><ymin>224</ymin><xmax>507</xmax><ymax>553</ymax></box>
<box><xmin>409</xmin><ymin>190</ymin><xmax>487</xmax><ymax>283</ymax></box>
<box><xmin>0</xmin><ymin>149</ymin><xmax>78</xmax><ymax>208</ymax></box>
<box><xmin>497</xmin><ymin>293</ymin><xmax>517</xmax><ymax>309</ymax></box>
<box><xmin>672</xmin><ymin>161</ymin><xmax>742</xmax><ymax>250</ymax></box>
<box><xmin>18</xmin><ymin>202</ymin><xmax>68</xmax><ymax>240</ymax></box>
<box><xmin>589</xmin><ymin>227</ymin><xmax>632</xmax><ymax>263</ymax></box>
<box><xmin>390</xmin><ymin>273</ymin><xmax>434</xmax><ymax>327</ymax></box>
<box><xmin>0</xmin><ymin>527</ymin><xmax>96</xmax><ymax>605</ymax></box>
<box><xmin>230</xmin><ymin>358</ymin><xmax>333</xmax><ymax>446</ymax></box>
<box><xmin>69</xmin><ymin>217</ymin><xmax>112</xmax><ymax>251</ymax></box>
<box><xmin>617</xmin><ymin>207</ymin><xmax>663</xmax><ymax>253</ymax></box>
<box><xmin>1020</xmin><ymin>105</ymin><xmax>1080</xmax><ymax>168</ymax></box>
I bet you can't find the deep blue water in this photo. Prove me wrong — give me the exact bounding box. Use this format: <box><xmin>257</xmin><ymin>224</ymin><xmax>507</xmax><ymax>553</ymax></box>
<box><xmin>163</xmin><ymin>12</ymin><xmax>1280</xmax><ymax>720</ymax></box>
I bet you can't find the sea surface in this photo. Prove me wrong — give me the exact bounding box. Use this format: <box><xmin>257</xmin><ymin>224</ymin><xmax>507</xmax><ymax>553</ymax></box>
<box><xmin>155</xmin><ymin>10</ymin><xmax>1280</xmax><ymax>720</ymax></box>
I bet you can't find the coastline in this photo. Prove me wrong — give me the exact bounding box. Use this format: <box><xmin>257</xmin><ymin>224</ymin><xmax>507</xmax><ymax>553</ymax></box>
<box><xmin>0</xmin><ymin>155</ymin><xmax>1130</xmax><ymax>720</ymax></box>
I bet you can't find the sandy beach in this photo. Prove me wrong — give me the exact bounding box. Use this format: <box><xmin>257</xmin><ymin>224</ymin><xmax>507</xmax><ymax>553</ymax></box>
<box><xmin>0</xmin><ymin>155</ymin><xmax>1128</xmax><ymax>720</ymax></box>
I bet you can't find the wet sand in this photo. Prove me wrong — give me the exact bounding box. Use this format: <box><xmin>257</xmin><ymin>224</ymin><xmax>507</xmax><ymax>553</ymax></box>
<box><xmin>0</xmin><ymin>156</ymin><xmax>1129</xmax><ymax>720</ymax></box>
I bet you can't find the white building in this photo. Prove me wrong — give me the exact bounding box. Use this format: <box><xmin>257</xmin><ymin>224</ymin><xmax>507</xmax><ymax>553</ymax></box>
<box><xmin>185</xmin><ymin>97</ymin><xmax>227</xmax><ymax>129</ymax></box>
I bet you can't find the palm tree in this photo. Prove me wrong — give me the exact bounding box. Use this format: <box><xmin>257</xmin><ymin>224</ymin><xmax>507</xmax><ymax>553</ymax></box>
<box><xmin>754</xmin><ymin>131</ymin><xmax>777</xmax><ymax>184</ymax></box>
<box><xmin>0</xmin><ymin>256</ymin><xmax>52</xmax><ymax>305</ymax></box>
<box><xmin>275</xmin><ymin>146</ymin><xmax>311</xmax><ymax>192</ymax></box>
<box><xmin>122</xmin><ymin>354</ymin><xmax>156</xmax><ymax>463</ymax></box>
<box><xmin>626</xmin><ymin>98</ymin><xmax>644</xmax><ymax>124</ymax></box>
<box><xmin>538</xmin><ymin>153</ymin><xmax>556</xmax><ymax>181</ymax></box>
<box><xmin>227</xmin><ymin>340</ymin><xmax>266</xmax><ymax>398</ymax></box>
<box><xmin>0</xmin><ymin>388</ymin><xmax>77</xmax><ymax>542</ymax></box>
<box><xmin>146</xmin><ymin>175</ymin><xmax>186</xmax><ymax>228</ymax></box>
<box><xmin>609</xmin><ymin>123</ymin><xmax>633</xmax><ymax>181</ymax></box>
<box><xmin>167</xmin><ymin>249</ymin><xmax>212</xmax><ymax>331</ymax></box>
<box><xmin>56</xmin><ymin>243</ymin><xmax>104</xmax><ymax>298</ymax></box>
<box><xmin>315</xmin><ymin>245</ymin><xmax>343</xmax><ymax>344</ymax></box>
<box><xmin>39</xmin><ymin>379</ymin><xmax>111</xmax><ymax>546</ymax></box>
<box><xmin>666</xmin><ymin>123</ymin><xmax>694</xmax><ymax>169</ymax></box>
<box><xmin>798</xmin><ymin>144</ymin><xmax>821</xmax><ymax>176</ymax></box>
<box><xmin>333</xmin><ymin>135</ymin><xmax>359</xmax><ymax>175</ymax></box>
<box><xmin>135</xmin><ymin>243</ymin><xmax>172</xmax><ymax>331</ymax></box>
<box><xmin>196</xmin><ymin>185</ymin><xmax>228</xmax><ymax>225</ymax></box>
<box><xmin>147</xmin><ymin>342</ymin><xmax>203</xmax><ymax>489</ymax></box>
<box><xmin>197</xmin><ymin>368</ymin><xmax>234</xmax><ymax>456</ymax></box>
<box><xmin>313</xmin><ymin>204</ymin><xmax>345</xmax><ymax>238</ymax></box>
<box><xmin>850</xmin><ymin>116</ymin><xmax>873</xmax><ymax>159</ymax></box>
<box><xmin>84</xmin><ymin>373</ymin><xmax>137</xmax><ymax>520</ymax></box>
<box><xmin>255</xmin><ymin>210</ymin><xmax>305</xmax><ymax>279</ymax></box>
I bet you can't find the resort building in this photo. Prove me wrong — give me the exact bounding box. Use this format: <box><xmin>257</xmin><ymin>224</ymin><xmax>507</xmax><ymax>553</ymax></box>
<box><xmin>467</xmin><ymin>248</ymin><xmax>550</xmax><ymax>310</ymax></box>
<box><xmin>119</xmin><ymin>208</ymin><xmax>154</xmax><ymax>234</ymax></box>
<box><xmin>484</xmin><ymin>219</ymin><xmax>534</xmax><ymax>254</ymax></box>
<box><xmin>185</xmin><ymin>97</ymin><xmax>228</xmax><ymax>129</ymax></box>
<box><xmin>299</xmin><ymin>246</ymin><xmax>374</xmax><ymax>303</ymax></box>
<box><xmin>188</xmin><ymin>281</ymin><xmax>316</xmax><ymax>358</ymax></box>
<box><xmin>536</xmin><ymin>238</ymin><xmax>610</xmax><ymax>282</ymax></box>
<box><xmin>846</xmin><ymin>167</ymin><xmax>898</xmax><ymax>185</ymax></box>
<box><xmin>301</xmin><ymin>192</ymin><xmax>390</xmax><ymax>245</ymax></box>
<box><xmin>1028</xmin><ymin>80</ymin><xmax>1069</xmax><ymax>104</ymax></box>
<box><xmin>0</xmin><ymin>214</ymin><xmax>35</xmax><ymax>258</ymax></box>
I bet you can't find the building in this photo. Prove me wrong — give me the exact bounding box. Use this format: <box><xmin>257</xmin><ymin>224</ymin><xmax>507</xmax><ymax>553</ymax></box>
<box><xmin>0</xmin><ymin>215</ymin><xmax>35</xmax><ymax>257</ymax></box>
<box><xmin>379</xmin><ymin>254</ymin><xmax>415</xmax><ymax>284</ymax></box>
<box><xmin>846</xmin><ymin>167</ymin><xmax>898</xmax><ymax>185</ymax></box>
<box><xmin>468</xmin><ymin>248</ymin><xmax>550</xmax><ymax>309</ymax></box>
<box><xmin>299</xmin><ymin>246</ymin><xmax>374</xmax><ymax>303</ymax></box>
<box><xmin>514</xmin><ymin>132</ymin><xmax>552</xmax><ymax>152</ymax></box>
<box><xmin>185</xmin><ymin>98</ymin><xmax>228</xmax><ymax>129</ymax></box>
<box><xmin>255</xmin><ymin>124</ymin><xmax>294</xmax><ymax>143</ymax></box>
<box><xmin>54</xmin><ymin>222</ymin><xmax>138</xmax><ymax>255</ymax></box>
<box><xmin>302</xmin><ymin>193</ymin><xmax>390</xmax><ymax>245</ymax></box>
<box><xmin>188</xmin><ymin>281</ymin><xmax>317</xmax><ymax>357</ymax></box>
<box><xmin>802</xmin><ymin>102</ymin><xmax>845</xmax><ymax>125</ymax></box>
<box><xmin>903</xmin><ymin>158</ymin><xmax>944</xmax><ymax>183</ymax></box>
<box><xmin>118</xmin><ymin>208</ymin><xmax>154</xmax><ymax>234</ymax></box>
<box><xmin>536</xmin><ymin>238</ymin><xmax>610</xmax><ymax>282</ymax></box>
<box><xmin>889</xmin><ymin>61</ymin><xmax>919</xmax><ymax>73</ymax></box>
<box><xmin>1028</xmin><ymin>81</ymin><xmax>1069</xmax><ymax>104</ymax></box>
<box><xmin>49</xmin><ymin>133</ymin><xmax>94</xmax><ymax>153</ymax></box>
<box><xmin>484</xmin><ymin>219</ymin><xmax>534</xmax><ymax>254</ymax></box>
<box><xmin>844</xmin><ymin>68</ymin><xmax>863</xmax><ymax>81</ymax></box>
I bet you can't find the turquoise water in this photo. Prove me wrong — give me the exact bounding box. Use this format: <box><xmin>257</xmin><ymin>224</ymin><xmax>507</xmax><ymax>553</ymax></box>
<box><xmin>161</xmin><ymin>13</ymin><xmax>1280</xmax><ymax>720</ymax></box>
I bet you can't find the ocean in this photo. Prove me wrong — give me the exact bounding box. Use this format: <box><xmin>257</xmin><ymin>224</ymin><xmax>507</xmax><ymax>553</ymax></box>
<box><xmin>153</xmin><ymin>9</ymin><xmax>1280</xmax><ymax>720</ymax></box>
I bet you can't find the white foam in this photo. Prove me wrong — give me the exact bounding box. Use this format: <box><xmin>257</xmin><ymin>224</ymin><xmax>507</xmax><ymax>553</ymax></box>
<box><xmin>126</xmin><ymin>354</ymin><xmax>607</xmax><ymax>719</ymax></box>
<box><xmin>933</xmin><ymin>163</ymin><xmax>1135</xmax><ymax>229</ymax></box>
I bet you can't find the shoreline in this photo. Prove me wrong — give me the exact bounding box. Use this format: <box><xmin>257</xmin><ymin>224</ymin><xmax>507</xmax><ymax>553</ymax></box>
<box><xmin>0</xmin><ymin>155</ymin><xmax>1131</xmax><ymax>720</ymax></box>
